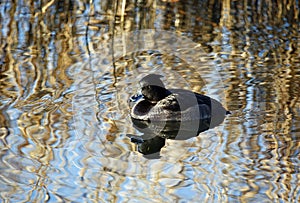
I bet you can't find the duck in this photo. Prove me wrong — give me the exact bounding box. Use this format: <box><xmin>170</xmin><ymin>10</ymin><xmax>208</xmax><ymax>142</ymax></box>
<box><xmin>129</xmin><ymin>74</ymin><xmax>230</xmax><ymax>123</ymax></box>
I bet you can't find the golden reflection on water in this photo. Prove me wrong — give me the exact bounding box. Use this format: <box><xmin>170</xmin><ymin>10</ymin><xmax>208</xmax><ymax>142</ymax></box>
<box><xmin>0</xmin><ymin>0</ymin><xmax>300</xmax><ymax>202</ymax></box>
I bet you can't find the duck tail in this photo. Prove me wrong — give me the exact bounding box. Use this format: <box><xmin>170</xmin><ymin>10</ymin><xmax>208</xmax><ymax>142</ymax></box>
<box><xmin>226</xmin><ymin>110</ymin><xmax>231</xmax><ymax>115</ymax></box>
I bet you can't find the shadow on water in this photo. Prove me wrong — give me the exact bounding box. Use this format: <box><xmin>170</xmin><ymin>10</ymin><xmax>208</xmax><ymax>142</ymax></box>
<box><xmin>128</xmin><ymin>113</ymin><xmax>226</xmax><ymax>159</ymax></box>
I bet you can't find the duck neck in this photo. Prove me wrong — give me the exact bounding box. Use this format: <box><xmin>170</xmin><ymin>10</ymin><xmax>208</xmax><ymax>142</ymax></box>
<box><xmin>142</xmin><ymin>85</ymin><xmax>171</xmax><ymax>103</ymax></box>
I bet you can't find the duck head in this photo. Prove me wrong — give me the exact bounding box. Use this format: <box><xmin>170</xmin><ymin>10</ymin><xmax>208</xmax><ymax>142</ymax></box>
<box><xmin>139</xmin><ymin>74</ymin><xmax>171</xmax><ymax>103</ymax></box>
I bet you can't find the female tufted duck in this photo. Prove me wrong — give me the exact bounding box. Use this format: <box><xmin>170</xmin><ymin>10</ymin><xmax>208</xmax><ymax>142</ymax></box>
<box><xmin>129</xmin><ymin>74</ymin><xmax>230</xmax><ymax>122</ymax></box>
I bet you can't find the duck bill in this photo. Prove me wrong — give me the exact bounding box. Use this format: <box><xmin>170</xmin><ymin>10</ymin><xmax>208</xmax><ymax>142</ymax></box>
<box><xmin>129</xmin><ymin>90</ymin><xmax>143</xmax><ymax>102</ymax></box>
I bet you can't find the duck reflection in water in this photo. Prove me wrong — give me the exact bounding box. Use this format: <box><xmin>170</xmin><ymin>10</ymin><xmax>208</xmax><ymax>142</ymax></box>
<box><xmin>128</xmin><ymin>74</ymin><xmax>230</xmax><ymax>158</ymax></box>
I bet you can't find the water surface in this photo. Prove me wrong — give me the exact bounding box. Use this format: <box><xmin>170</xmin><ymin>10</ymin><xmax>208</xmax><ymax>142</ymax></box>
<box><xmin>0</xmin><ymin>0</ymin><xmax>299</xmax><ymax>202</ymax></box>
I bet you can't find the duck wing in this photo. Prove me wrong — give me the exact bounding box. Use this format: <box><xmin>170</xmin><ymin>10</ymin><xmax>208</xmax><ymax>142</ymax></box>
<box><xmin>156</xmin><ymin>94</ymin><xmax>181</xmax><ymax>111</ymax></box>
<box><xmin>168</xmin><ymin>89</ymin><xmax>228</xmax><ymax>124</ymax></box>
<box><xmin>166</xmin><ymin>89</ymin><xmax>212</xmax><ymax>111</ymax></box>
<box><xmin>153</xmin><ymin>89</ymin><xmax>212</xmax><ymax>121</ymax></box>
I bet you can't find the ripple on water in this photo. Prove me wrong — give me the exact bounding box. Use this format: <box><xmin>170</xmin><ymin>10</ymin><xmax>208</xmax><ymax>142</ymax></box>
<box><xmin>70</xmin><ymin>42</ymin><xmax>228</xmax><ymax>179</ymax></box>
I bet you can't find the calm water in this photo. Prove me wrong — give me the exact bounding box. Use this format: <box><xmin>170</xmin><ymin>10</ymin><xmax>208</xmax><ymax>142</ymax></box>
<box><xmin>1</xmin><ymin>0</ymin><xmax>299</xmax><ymax>202</ymax></box>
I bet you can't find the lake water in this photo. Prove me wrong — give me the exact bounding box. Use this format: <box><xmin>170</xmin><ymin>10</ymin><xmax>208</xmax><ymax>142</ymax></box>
<box><xmin>0</xmin><ymin>1</ymin><xmax>299</xmax><ymax>202</ymax></box>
